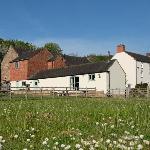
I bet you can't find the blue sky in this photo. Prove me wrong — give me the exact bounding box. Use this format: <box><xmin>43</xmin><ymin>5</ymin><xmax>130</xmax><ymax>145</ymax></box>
<box><xmin>0</xmin><ymin>0</ymin><xmax>150</xmax><ymax>56</ymax></box>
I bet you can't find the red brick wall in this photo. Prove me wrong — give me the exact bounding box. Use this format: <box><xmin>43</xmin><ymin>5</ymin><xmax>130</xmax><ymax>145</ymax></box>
<box><xmin>10</xmin><ymin>60</ymin><xmax>28</xmax><ymax>81</ymax></box>
<box><xmin>48</xmin><ymin>56</ymin><xmax>65</xmax><ymax>70</ymax></box>
<box><xmin>48</xmin><ymin>61</ymin><xmax>54</xmax><ymax>69</ymax></box>
<box><xmin>54</xmin><ymin>56</ymin><xmax>65</xmax><ymax>68</ymax></box>
<box><xmin>27</xmin><ymin>49</ymin><xmax>51</xmax><ymax>78</ymax></box>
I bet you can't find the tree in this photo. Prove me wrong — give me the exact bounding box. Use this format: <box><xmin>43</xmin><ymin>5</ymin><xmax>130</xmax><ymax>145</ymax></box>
<box><xmin>0</xmin><ymin>38</ymin><xmax>36</xmax><ymax>60</ymax></box>
<box><xmin>44</xmin><ymin>42</ymin><xmax>62</xmax><ymax>54</ymax></box>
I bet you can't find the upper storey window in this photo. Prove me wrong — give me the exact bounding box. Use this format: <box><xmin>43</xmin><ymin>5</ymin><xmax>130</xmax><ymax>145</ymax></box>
<box><xmin>15</xmin><ymin>62</ymin><xmax>20</xmax><ymax>69</ymax></box>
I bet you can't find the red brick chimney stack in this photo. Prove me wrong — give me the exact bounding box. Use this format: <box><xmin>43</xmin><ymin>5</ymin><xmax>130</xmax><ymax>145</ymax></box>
<box><xmin>116</xmin><ymin>44</ymin><xmax>125</xmax><ymax>53</ymax></box>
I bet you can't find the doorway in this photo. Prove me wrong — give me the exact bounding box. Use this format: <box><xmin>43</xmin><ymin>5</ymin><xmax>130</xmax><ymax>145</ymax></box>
<box><xmin>70</xmin><ymin>76</ymin><xmax>79</xmax><ymax>90</ymax></box>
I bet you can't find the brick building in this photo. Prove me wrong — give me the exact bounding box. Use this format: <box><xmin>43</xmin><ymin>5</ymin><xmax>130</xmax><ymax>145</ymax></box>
<box><xmin>1</xmin><ymin>46</ymin><xmax>90</xmax><ymax>84</ymax></box>
<box><xmin>1</xmin><ymin>45</ymin><xmax>29</xmax><ymax>83</ymax></box>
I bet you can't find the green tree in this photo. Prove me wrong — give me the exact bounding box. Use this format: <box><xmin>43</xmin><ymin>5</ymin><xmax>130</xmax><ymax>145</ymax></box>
<box><xmin>44</xmin><ymin>42</ymin><xmax>62</xmax><ymax>54</ymax></box>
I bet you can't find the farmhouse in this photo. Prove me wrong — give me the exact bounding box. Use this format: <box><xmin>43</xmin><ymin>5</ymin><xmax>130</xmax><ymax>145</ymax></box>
<box><xmin>10</xmin><ymin>59</ymin><xmax>126</xmax><ymax>94</ymax></box>
<box><xmin>112</xmin><ymin>44</ymin><xmax>150</xmax><ymax>88</ymax></box>
<box><xmin>1</xmin><ymin>46</ymin><xmax>90</xmax><ymax>84</ymax></box>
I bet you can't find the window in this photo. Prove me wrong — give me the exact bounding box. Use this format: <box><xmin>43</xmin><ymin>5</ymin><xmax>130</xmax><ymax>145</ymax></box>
<box><xmin>15</xmin><ymin>62</ymin><xmax>20</xmax><ymax>69</ymax></box>
<box><xmin>140</xmin><ymin>63</ymin><xmax>144</xmax><ymax>78</ymax></box>
<box><xmin>141</xmin><ymin>63</ymin><xmax>144</xmax><ymax>69</ymax></box>
<box><xmin>89</xmin><ymin>74</ymin><xmax>95</xmax><ymax>81</ymax></box>
<box><xmin>22</xmin><ymin>81</ymin><xmax>26</xmax><ymax>86</ymax></box>
<box><xmin>35</xmin><ymin>82</ymin><xmax>38</xmax><ymax>86</ymax></box>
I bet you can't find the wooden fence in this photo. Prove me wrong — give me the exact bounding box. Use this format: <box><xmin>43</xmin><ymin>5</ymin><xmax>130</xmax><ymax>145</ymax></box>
<box><xmin>109</xmin><ymin>87</ymin><xmax>150</xmax><ymax>98</ymax></box>
<box><xmin>6</xmin><ymin>87</ymin><xmax>98</xmax><ymax>100</ymax></box>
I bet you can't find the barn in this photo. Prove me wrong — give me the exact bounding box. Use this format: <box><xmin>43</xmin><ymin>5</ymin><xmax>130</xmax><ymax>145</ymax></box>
<box><xmin>10</xmin><ymin>59</ymin><xmax>126</xmax><ymax>94</ymax></box>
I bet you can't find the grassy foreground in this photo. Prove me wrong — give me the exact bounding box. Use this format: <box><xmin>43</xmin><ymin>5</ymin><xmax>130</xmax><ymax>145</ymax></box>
<box><xmin>0</xmin><ymin>97</ymin><xmax>150</xmax><ymax>150</ymax></box>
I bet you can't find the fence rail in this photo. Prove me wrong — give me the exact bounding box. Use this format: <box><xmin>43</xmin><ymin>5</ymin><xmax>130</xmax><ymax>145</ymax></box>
<box><xmin>0</xmin><ymin>87</ymin><xmax>97</xmax><ymax>100</ymax></box>
<box><xmin>1</xmin><ymin>86</ymin><xmax>150</xmax><ymax>100</ymax></box>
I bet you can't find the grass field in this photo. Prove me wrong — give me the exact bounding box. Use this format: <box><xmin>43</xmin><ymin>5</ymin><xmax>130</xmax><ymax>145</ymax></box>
<box><xmin>0</xmin><ymin>97</ymin><xmax>150</xmax><ymax>150</ymax></box>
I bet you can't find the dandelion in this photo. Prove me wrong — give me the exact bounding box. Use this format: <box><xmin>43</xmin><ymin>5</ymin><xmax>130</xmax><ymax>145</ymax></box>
<box><xmin>45</xmin><ymin>138</ymin><xmax>49</xmax><ymax>141</ymax></box>
<box><xmin>30</xmin><ymin>135</ymin><xmax>35</xmax><ymax>138</ymax></box>
<box><xmin>1</xmin><ymin>140</ymin><xmax>5</xmax><ymax>143</ymax></box>
<box><xmin>111</xmin><ymin>125</ymin><xmax>115</xmax><ymax>128</ymax></box>
<box><xmin>14</xmin><ymin>135</ymin><xmax>18</xmax><ymax>139</ymax></box>
<box><xmin>143</xmin><ymin>140</ymin><xmax>150</xmax><ymax>145</ymax></box>
<box><xmin>113</xmin><ymin>141</ymin><xmax>117</xmax><ymax>145</ymax></box>
<box><xmin>65</xmin><ymin>145</ymin><xmax>71</xmax><ymax>150</ymax></box>
<box><xmin>96</xmin><ymin>122</ymin><xmax>99</xmax><ymax>125</ymax></box>
<box><xmin>139</xmin><ymin>135</ymin><xmax>144</xmax><ymax>139</ymax></box>
<box><xmin>31</xmin><ymin>127</ymin><xmax>35</xmax><ymax>131</ymax></box>
<box><xmin>42</xmin><ymin>141</ymin><xmax>47</xmax><ymax>145</ymax></box>
<box><xmin>75</xmin><ymin>144</ymin><xmax>81</xmax><ymax>148</ymax></box>
<box><xmin>106</xmin><ymin>139</ymin><xmax>111</xmax><ymax>144</ymax></box>
<box><xmin>129</xmin><ymin>141</ymin><xmax>135</xmax><ymax>146</ymax></box>
<box><xmin>27</xmin><ymin>139</ymin><xmax>30</xmax><ymax>142</ymax></box>
<box><xmin>61</xmin><ymin>144</ymin><xmax>65</xmax><ymax>148</ymax></box>
<box><xmin>137</xmin><ymin>144</ymin><xmax>143</xmax><ymax>150</ymax></box>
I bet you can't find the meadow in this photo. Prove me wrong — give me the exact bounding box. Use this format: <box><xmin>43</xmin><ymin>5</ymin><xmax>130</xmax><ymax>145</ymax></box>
<box><xmin>0</xmin><ymin>97</ymin><xmax>150</xmax><ymax>150</ymax></box>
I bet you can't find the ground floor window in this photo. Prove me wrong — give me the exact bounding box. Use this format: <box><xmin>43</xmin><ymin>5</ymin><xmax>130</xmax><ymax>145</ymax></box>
<box><xmin>89</xmin><ymin>74</ymin><xmax>95</xmax><ymax>81</ymax></box>
<box><xmin>70</xmin><ymin>76</ymin><xmax>79</xmax><ymax>90</ymax></box>
<box><xmin>22</xmin><ymin>81</ymin><xmax>26</xmax><ymax>86</ymax></box>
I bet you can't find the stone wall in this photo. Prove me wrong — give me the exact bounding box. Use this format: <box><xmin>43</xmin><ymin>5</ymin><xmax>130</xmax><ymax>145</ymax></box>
<box><xmin>1</xmin><ymin>46</ymin><xmax>18</xmax><ymax>82</ymax></box>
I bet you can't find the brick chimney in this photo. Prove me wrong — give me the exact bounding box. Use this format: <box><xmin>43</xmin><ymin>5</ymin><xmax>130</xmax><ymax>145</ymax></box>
<box><xmin>116</xmin><ymin>44</ymin><xmax>125</xmax><ymax>53</ymax></box>
<box><xmin>146</xmin><ymin>53</ymin><xmax>150</xmax><ymax>57</ymax></box>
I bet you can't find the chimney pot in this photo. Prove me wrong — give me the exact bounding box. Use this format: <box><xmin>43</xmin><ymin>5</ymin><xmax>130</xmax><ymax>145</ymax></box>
<box><xmin>116</xmin><ymin>44</ymin><xmax>125</xmax><ymax>53</ymax></box>
<box><xmin>146</xmin><ymin>53</ymin><xmax>150</xmax><ymax>57</ymax></box>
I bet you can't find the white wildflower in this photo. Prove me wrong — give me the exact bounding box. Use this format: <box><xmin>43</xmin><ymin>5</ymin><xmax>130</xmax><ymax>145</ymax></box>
<box><xmin>143</xmin><ymin>140</ymin><xmax>150</xmax><ymax>145</ymax></box>
<box><xmin>45</xmin><ymin>138</ymin><xmax>49</xmax><ymax>141</ymax></box>
<box><xmin>137</xmin><ymin>144</ymin><xmax>143</xmax><ymax>150</ymax></box>
<box><xmin>139</xmin><ymin>135</ymin><xmax>144</xmax><ymax>139</ymax></box>
<box><xmin>111</xmin><ymin>125</ymin><xmax>115</xmax><ymax>128</ymax></box>
<box><xmin>75</xmin><ymin>144</ymin><xmax>81</xmax><ymax>148</ymax></box>
<box><xmin>14</xmin><ymin>135</ymin><xmax>18</xmax><ymax>138</ymax></box>
<box><xmin>42</xmin><ymin>141</ymin><xmax>47</xmax><ymax>145</ymax></box>
<box><xmin>96</xmin><ymin>122</ymin><xmax>99</xmax><ymax>125</ymax></box>
<box><xmin>61</xmin><ymin>144</ymin><xmax>65</xmax><ymax>148</ymax></box>
<box><xmin>30</xmin><ymin>134</ymin><xmax>35</xmax><ymax>138</ymax></box>
<box><xmin>65</xmin><ymin>145</ymin><xmax>71</xmax><ymax>150</ymax></box>
<box><xmin>55</xmin><ymin>142</ymin><xmax>59</xmax><ymax>145</ymax></box>
<box><xmin>27</xmin><ymin>139</ymin><xmax>30</xmax><ymax>142</ymax></box>
<box><xmin>106</xmin><ymin>139</ymin><xmax>111</xmax><ymax>144</ymax></box>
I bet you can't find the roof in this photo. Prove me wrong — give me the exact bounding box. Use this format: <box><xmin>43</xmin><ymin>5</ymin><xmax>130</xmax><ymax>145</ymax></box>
<box><xmin>63</xmin><ymin>54</ymin><xmax>90</xmax><ymax>66</ymax></box>
<box><xmin>11</xmin><ymin>49</ymin><xmax>47</xmax><ymax>62</ymax></box>
<box><xmin>14</xmin><ymin>47</ymin><xmax>29</xmax><ymax>56</ymax></box>
<box><xmin>125</xmin><ymin>51</ymin><xmax>150</xmax><ymax>63</ymax></box>
<box><xmin>29</xmin><ymin>59</ymin><xmax>116</xmax><ymax>80</ymax></box>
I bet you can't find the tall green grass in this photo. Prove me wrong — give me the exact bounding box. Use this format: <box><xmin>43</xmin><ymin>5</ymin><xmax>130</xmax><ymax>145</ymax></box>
<box><xmin>0</xmin><ymin>97</ymin><xmax>150</xmax><ymax>149</ymax></box>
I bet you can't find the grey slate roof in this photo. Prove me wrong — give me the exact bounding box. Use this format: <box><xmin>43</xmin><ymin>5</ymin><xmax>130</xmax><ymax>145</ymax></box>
<box><xmin>126</xmin><ymin>51</ymin><xmax>150</xmax><ymax>63</ymax></box>
<box><xmin>29</xmin><ymin>60</ymin><xmax>116</xmax><ymax>80</ymax></box>
<box><xmin>63</xmin><ymin>54</ymin><xmax>90</xmax><ymax>66</ymax></box>
<box><xmin>11</xmin><ymin>49</ymin><xmax>45</xmax><ymax>62</ymax></box>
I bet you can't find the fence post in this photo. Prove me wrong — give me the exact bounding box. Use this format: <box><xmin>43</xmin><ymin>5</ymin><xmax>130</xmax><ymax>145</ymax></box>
<box><xmin>95</xmin><ymin>87</ymin><xmax>96</xmax><ymax>97</ymax></box>
<box><xmin>147</xmin><ymin>86</ymin><xmax>149</xmax><ymax>98</ymax></box>
<box><xmin>9</xmin><ymin>90</ymin><xmax>12</xmax><ymax>100</ymax></box>
<box><xmin>40</xmin><ymin>88</ymin><xmax>43</xmax><ymax>100</ymax></box>
<box><xmin>85</xmin><ymin>87</ymin><xmax>87</xmax><ymax>97</ymax></box>
<box><xmin>25</xmin><ymin>88</ymin><xmax>28</xmax><ymax>100</ymax></box>
<box><xmin>53</xmin><ymin>88</ymin><xmax>55</xmax><ymax>98</ymax></box>
<box><xmin>75</xmin><ymin>87</ymin><xmax>77</xmax><ymax>98</ymax></box>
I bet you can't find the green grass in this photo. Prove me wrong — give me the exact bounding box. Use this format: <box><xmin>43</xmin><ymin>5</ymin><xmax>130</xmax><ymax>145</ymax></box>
<box><xmin>0</xmin><ymin>97</ymin><xmax>150</xmax><ymax>149</ymax></box>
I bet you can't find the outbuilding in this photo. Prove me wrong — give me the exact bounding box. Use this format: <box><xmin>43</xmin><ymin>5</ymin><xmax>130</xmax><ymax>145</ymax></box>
<box><xmin>11</xmin><ymin>59</ymin><xmax>126</xmax><ymax>94</ymax></box>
